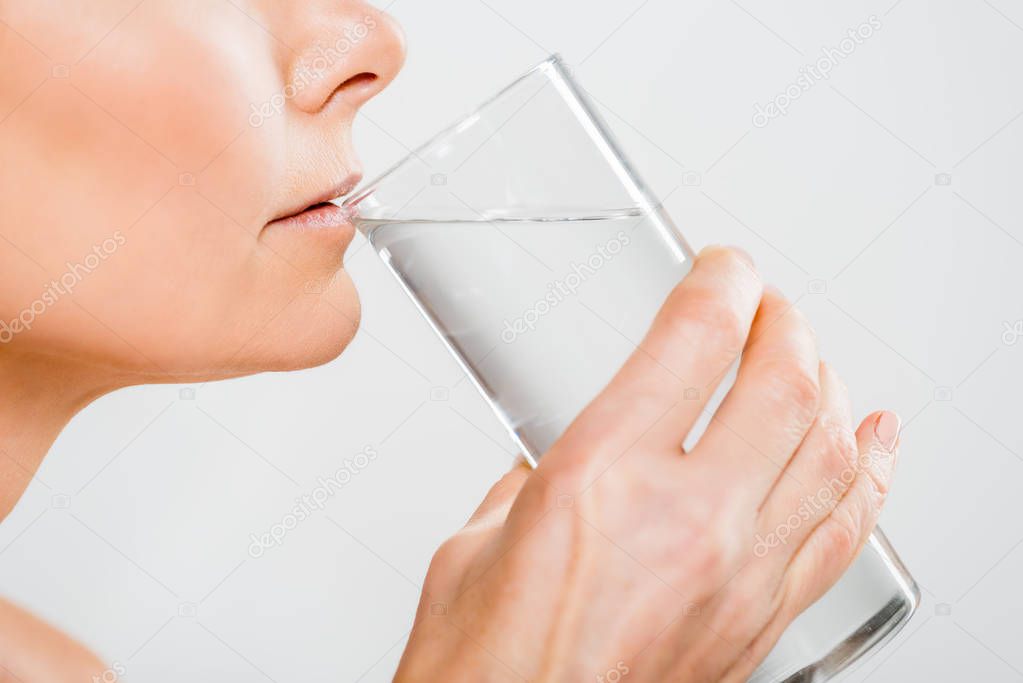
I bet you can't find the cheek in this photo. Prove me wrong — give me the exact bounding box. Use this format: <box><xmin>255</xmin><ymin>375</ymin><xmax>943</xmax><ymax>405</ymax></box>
<box><xmin>0</xmin><ymin>0</ymin><xmax>362</xmax><ymax>375</ymax></box>
<box><xmin>73</xmin><ymin>0</ymin><xmax>289</xmax><ymax>225</ymax></box>
<box><xmin>74</xmin><ymin>1</ymin><xmax>276</xmax><ymax>168</ymax></box>
<box><xmin>0</xmin><ymin>0</ymin><xmax>286</xmax><ymax>283</ymax></box>
<box><xmin>0</xmin><ymin>81</ymin><xmax>179</xmax><ymax>275</ymax></box>
<box><xmin>0</xmin><ymin>0</ymin><xmax>150</xmax><ymax>64</ymax></box>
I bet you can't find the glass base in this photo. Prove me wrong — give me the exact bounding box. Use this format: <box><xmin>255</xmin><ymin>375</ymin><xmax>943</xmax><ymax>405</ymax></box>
<box><xmin>749</xmin><ymin>529</ymin><xmax>920</xmax><ymax>683</ymax></box>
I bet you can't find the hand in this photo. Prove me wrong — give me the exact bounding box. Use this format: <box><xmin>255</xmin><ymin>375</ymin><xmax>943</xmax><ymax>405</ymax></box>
<box><xmin>396</xmin><ymin>247</ymin><xmax>900</xmax><ymax>682</ymax></box>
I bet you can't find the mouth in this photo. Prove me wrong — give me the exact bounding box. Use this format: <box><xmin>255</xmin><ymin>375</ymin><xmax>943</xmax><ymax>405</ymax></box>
<box><xmin>265</xmin><ymin>172</ymin><xmax>363</xmax><ymax>235</ymax></box>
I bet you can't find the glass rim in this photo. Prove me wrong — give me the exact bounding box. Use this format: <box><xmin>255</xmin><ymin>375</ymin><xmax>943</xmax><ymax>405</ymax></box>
<box><xmin>341</xmin><ymin>53</ymin><xmax>566</xmax><ymax>212</ymax></box>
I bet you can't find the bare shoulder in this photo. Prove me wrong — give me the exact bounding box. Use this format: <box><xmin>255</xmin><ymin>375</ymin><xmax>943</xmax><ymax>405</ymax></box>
<box><xmin>0</xmin><ymin>597</ymin><xmax>108</xmax><ymax>682</ymax></box>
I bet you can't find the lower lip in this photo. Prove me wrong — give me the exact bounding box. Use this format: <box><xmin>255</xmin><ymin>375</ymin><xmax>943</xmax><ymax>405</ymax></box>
<box><xmin>264</xmin><ymin>203</ymin><xmax>356</xmax><ymax>244</ymax></box>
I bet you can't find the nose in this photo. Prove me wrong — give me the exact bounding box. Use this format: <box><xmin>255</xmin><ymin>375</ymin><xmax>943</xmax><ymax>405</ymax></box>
<box><xmin>285</xmin><ymin>5</ymin><xmax>406</xmax><ymax>116</ymax></box>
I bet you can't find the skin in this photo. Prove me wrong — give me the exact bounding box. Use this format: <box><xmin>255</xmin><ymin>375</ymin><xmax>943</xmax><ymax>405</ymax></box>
<box><xmin>0</xmin><ymin>2</ymin><xmax>900</xmax><ymax>681</ymax></box>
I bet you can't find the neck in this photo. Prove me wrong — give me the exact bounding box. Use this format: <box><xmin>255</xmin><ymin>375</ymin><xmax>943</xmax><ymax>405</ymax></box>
<box><xmin>0</xmin><ymin>351</ymin><xmax>119</xmax><ymax>519</ymax></box>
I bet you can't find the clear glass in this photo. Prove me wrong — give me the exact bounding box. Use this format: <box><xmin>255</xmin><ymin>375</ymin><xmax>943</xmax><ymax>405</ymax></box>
<box><xmin>344</xmin><ymin>55</ymin><xmax>919</xmax><ymax>682</ymax></box>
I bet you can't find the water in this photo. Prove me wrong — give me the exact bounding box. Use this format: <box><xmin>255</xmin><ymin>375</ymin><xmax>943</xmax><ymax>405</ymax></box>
<box><xmin>360</xmin><ymin>208</ymin><xmax>693</xmax><ymax>462</ymax></box>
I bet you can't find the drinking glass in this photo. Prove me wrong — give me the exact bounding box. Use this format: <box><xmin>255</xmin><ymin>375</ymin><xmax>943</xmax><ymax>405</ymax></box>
<box><xmin>343</xmin><ymin>55</ymin><xmax>918</xmax><ymax>682</ymax></box>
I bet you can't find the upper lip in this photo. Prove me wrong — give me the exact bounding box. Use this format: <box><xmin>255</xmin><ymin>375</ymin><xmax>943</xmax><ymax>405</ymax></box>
<box><xmin>269</xmin><ymin>172</ymin><xmax>363</xmax><ymax>224</ymax></box>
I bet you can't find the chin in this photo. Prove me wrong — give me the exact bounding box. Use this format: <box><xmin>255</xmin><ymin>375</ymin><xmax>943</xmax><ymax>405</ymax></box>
<box><xmin>285</xmin><ymin>276</ymin><xmax>362</xmax><ymax>372</ymax></box>
<box><xmin>233</xmin><ymin>273</ymin><xmax>362</xmax><ymax>375</ymax></box>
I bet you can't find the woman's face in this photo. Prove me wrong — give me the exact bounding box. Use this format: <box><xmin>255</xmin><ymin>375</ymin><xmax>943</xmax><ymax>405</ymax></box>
<box><xmin>0</xmin><ymin>1</ymin><xmax>405</xmax><ymax>381</ymax></box>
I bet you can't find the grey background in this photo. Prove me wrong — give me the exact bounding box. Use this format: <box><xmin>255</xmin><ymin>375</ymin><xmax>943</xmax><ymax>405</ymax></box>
<box><xmin>3</xmin><ymin>0</ymin><xmax>1023</xmax><ymax>680</ymax></box>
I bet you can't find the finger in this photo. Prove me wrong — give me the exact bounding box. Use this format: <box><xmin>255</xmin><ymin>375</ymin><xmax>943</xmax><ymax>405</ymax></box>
<box><xmin>465</xmin><ymin>459</ymin><xmax>532</xmax><ymax>531</ymax></box>
<box><xmin>689</xmin><ymin>287</ymin><xmax>820</xmax><ymax>506</ymax></box>
<box><xmin>753</xmin><ymin>361</ymin><xmax>857</xmax><ymax>561</ymax></box>
<box><xmin>421</xmin><ymin>461</ymin><xmax>532</xmax><ymax>605</ymax></box>
<box><xmin>543</xmin><ymin>247</ymin><xmax>762</xmax><ymax>477</ymax></box>
<box><xmin>779</xmin><ymin>410</ymin><xmax>900</xmax><ymax>614</ymax></box>
<box><xmin>596</xmin><ymin>246</ymin><xmax>762</xmax><ymax>447</ymax></box>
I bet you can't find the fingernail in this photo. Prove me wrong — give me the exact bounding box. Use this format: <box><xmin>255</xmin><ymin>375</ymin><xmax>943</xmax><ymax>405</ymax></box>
<box><xmin>874</xmin><ymin>411</ymin><xmax>901</xmax><ymax>452</ymax></box>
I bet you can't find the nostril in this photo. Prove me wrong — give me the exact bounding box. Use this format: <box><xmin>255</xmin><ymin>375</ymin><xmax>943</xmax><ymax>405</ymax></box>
<box><xmin>339</xmin><ymin>72</ymin><xmax>378</xmax><ymax>93</ymax></box>
<box><xmin>322</xmin><ymin>72</ymin><xmax>380</xmax><ymax>110</ymax></box>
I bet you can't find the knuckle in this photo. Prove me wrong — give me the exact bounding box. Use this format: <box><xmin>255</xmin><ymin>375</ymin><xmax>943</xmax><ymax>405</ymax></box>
<box><xmin>423</xmin><ymin>538</ymin><xmax>463</xmax><ymax>596</ymax></box>
<box><xmin>821</xmin><ymin>418</ymin><xmax>858</xmax><ymax>481</ymax></box>
<box><xmin>760</xmin><ymin>358</ymin><xmax>821</xmax><ymax>425</ymax></box>
<box><xmin>428</xmin><ymin>538</ymin><xmax>460</xmax><ymax>576</ymax></box>
<box><xmin>820</xmin><ymin>503</ymin><xmax>861</xmax><ymax>561</ymax></box>
<box><xmin>667</xmin><ymin>288</ymin><xmax>748</xmax><ymax>356</ymax></box>
<box><xmin>858</xmin><ymin>454</ymin><xmax>891</xmax><ymax>506</ymax></box>
<box><xmin>515</xmin><ymin>467</ymin><xmax>571</xmax><ymax>518</ymax></box>
<box><xmin>857</xmin><ymin>432</ymin><xmax>897</xmax><ymax>494</ymax></box>
<box><xmin>541</xmin><ymin>417</ymin><xmax>624</xmax><ymax>494</ymax></box>
<box><xmin>822</xmin><ymin>477</ymin><xmax>884</xmax><ymax>562</ymax></box>
<box><xmin>540</xmin><ymin>449</ymin><xmax>590</xmax><ymax>495</ymax></box>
